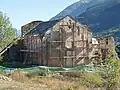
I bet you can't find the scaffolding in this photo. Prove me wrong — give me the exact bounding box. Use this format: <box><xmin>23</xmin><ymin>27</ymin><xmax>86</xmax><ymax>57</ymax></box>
<box><xmin>19</xmin><ymin>18</ymin><xmax>110</xmax><ymax>67</ymax></box>
<box><xmin>20</xmin><ymin>35</ymin><xmax>42</xmax><ymax>65</ymax></box>
<box><xmin>48</xmin><ymin>20</ymin><xmax>91</xmax><ymax>67</ymax></box>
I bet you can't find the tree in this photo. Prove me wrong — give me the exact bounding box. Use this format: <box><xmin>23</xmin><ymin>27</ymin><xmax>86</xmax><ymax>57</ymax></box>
<box><xmin>97</xmin><ymin>51</ymin><xmax>120</xmax><ymax>90</ymax></box>
<box><xmin>0</xmin><ymin>11</ymin><xmax>16</xmax><ymax>51</ymax></box>
<box><xmin>105</xmin><ymin>52</ymin><xmax>119</xmax><ymax>90</ymax></box>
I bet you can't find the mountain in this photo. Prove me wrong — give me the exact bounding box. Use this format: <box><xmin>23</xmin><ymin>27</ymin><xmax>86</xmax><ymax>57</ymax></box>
<box><xmin>51</xmin><ymin>0</ymin><xmax>120</xmax><ymax>33</ymax></box>
<box><xmin>51</xmin><ymin>0</ymin><xmax>109</xmax><ymax>21</ymax></box>
<box><xmin>51</xmin><ymin>0</ymin><xmax>120</xmax><ymax>57</ymax></box>
<box><xmin>77</xmin><ymin>0</ymin><xmax>120</xmax><ymax>30</ymax></box>
<box><xmin>51</xmin><ymin>0</ymin><xmax>120</xmax><ymax>41</ymax></box>
<box><xmin>76</xmin><ymin>0</ymin><xmax>120</xmax><ymax>41</ymax></box>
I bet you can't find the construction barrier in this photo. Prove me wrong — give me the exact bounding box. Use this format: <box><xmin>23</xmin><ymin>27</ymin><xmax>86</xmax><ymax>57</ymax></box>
<box><xmin>0</xmin><ymin>63</ymin><xmax>95</xmax><ymax>73</ymax></box>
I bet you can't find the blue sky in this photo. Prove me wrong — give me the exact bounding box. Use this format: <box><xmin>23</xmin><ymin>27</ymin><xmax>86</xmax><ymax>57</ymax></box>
<box><xmin>0</xmin><ymin>0</ymin><xmax>78</xmax><ymax>30</ymax></box>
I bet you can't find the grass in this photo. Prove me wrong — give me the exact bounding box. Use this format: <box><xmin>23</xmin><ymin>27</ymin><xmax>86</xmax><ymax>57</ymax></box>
<box><xmin>3</xmin><ymin>70</ymin><xmax>105</xmax><ymax>90</ymax></box>
<box><xmin>0</xmin><ymin>65</ymin><xmax>107</xmax><ymax>90</ymax></box>
<box><xmin>60</xmin><ymin>71</ymin><xmax>103</xmax><ymax>88</ymax></box>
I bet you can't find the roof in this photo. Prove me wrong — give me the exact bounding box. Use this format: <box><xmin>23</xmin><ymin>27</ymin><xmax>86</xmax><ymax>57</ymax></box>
<box><xmin>21</xmin><ymin>20</ymin><xmax>43</xmax><ymax>28</ymax></box>
<box><xmin>26</xmin><ymin>20</ymin><xmax>59</xmax><ymax>36</ymax></box>
<box><xmin>25</xmin><ymin>15</ymin><xmax>85</xmax><ymax>36</ymax></box>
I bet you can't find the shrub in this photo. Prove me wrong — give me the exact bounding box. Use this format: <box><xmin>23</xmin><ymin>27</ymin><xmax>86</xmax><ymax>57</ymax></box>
<box><xmin>60</xmin><ymin>71</ymin><xmax>103</xmax><ymax>88</ymax></box>
<box><xmin>96</xmin><ymin>51</ymin><xmax>120</xmax><ymax>90</ymax></box>
<box><xmin>25</xmin><ymin>68</ymin><xmax>51</xmax><ymax>78</ymax></box>
<box><xmin>67</xmin><ymin>86</ymin><xmax>73</xmax><ymax>90</ymax></box>
<box><xmin>80</xmin><ymin>72</ymin><xmax>103</xmax><ymax>87</ymax></box>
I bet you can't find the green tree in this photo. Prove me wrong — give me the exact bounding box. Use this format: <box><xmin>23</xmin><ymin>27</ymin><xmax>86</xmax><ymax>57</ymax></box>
<box><xmin>105</xmin><ymin>52</ymin><xmax>119</xmax><ymax>90</ymax></box>
<box><xmin>97</xmin><ymin>52</ymin><xmax>120</xmax><ymax>90</ymax></box>
<box><xmin>0</xmin><ymin>11</ymin><xmax>16</xmax><ymax>51</ymax></box>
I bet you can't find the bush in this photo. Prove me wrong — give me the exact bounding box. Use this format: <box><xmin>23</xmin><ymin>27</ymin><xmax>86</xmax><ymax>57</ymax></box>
<box><xmin>80</xmin><ymin>72</ymin><xmax>103</xmax><ymax>87</ymax></box>
<box><xmin>60</xmin><ymin>71</ymin><xmax>103</xmax><ymax>87</ymax></box>
<box><xmin>67</xmin><ymin>86</ymin><xmax>73</xmax><ymax>90</ymax></box>
<box><xmin>96</xmin><ymin>51</ymin><xmax>120</xmax><ymax>90</ymax></box>
<box><xmin>26</xmin><ymin>68</ymin><xmax>51</xmax><ymax>78</ymax></box>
